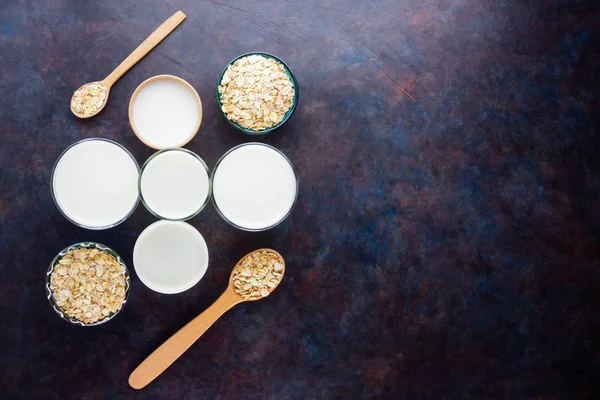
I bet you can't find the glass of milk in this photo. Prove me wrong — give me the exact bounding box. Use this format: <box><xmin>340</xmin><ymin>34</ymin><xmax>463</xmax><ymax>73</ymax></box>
<box><xmin>211</xmin><ymin>143</ymin><xmax>298</xmax><ymax>231</ymax></box>
<box><xmin>51</xmin><ymin>138</ymin><xmax>140</xmax><ymax>230</ymax></box>
<box><xmin>133</xmin><ymin>220</ymin><xmax>209</xmax><ymax>294</ymax></box>
<box><xmin>139</xmin><ymin>148</ymin><xmax>211</xmax><ymax>221</ymax></box>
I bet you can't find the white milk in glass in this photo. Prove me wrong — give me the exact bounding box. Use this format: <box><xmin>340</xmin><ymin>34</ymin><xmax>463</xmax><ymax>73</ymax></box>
<box><xmin>140</xmin><ymin>149</ymin><xmax>210</xmax><ymax>220</ymax></box>
<box><xmin>212</xmin><ymin>143</ymin><xmax>297</xmax><ymax>230</ymax></box>
<box><xmin>133</xmin><ymin>220</ymin><xmax>209</xmax><ymax>294</ymax></box>
<box><xmin>52</xmin><ymin>139</ymin><xmax>139</xmax><ymax>228</ymax></box>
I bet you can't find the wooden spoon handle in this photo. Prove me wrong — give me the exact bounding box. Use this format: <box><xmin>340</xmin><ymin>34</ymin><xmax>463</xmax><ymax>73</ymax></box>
<box><xmin>129</xmin><ymin>290</ymin><xmax>241</xmax><ymax>389</ymax></box>
<box><xmin>102</xmin><ymin>10</ymin><xmax>186</xmax><ymax>88</ymax></box>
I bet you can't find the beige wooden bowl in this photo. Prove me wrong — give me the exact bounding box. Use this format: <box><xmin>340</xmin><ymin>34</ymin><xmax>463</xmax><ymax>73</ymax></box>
<box><xmin>129</xmin><ymin>75</ymin><xmax>202</xmax><ymax>150</ymax></box>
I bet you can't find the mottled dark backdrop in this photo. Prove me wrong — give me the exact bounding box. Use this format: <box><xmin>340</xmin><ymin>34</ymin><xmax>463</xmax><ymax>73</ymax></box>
<box><xmin>1</xmin><ymin>0</ymin><xmax>599</xmax><ymax>399</ymax></box>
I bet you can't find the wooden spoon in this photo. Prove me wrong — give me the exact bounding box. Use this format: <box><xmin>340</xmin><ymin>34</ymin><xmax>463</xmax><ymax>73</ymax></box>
<box><xmin>128</xmin><ymin>249</ymin><xmax>285</xmax><ymax>389</ymax></box>
<box><xmin>70</xmin><ymin>10</ymin><xmax>186</xmax><ymax>118</ymax></box>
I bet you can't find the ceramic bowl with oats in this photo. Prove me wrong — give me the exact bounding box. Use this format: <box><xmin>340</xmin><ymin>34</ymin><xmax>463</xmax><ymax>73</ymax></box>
<box><xmin>216</xmin><ymin>52</ymin><xmax>299</xmax><ymax>134</ymax></box>
<box><xmin>45</xmin><ymin>242</ymin><xmax>131</xmax><ymax>326</ymax></box>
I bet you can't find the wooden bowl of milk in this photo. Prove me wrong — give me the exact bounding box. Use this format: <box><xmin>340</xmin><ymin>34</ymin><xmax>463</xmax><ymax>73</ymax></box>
<box><xmin>129</xmin><ymin>75</ymin><xmax>202</xmax><ymax>149</ymax></box>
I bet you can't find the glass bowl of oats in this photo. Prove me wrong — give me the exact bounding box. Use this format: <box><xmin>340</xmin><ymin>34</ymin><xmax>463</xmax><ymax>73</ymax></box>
<box><xmin>216</xmin><ymin>52</ymin><xmax>298</xmax><ymax>134</ymax></box>
<box><xmin>45</xmin><ymin>242</ymin><xmax>131</xmax><ymax>326</ymax></box>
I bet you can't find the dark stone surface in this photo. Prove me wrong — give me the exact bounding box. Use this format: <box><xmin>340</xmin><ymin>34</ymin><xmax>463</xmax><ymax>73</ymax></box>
<box><xmin>1</xmin><ymin>0</ymin><xmax>599</xmax><ymax>399</ymax></box>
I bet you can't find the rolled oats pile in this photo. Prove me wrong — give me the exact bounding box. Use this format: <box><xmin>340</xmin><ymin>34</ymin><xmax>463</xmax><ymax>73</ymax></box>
<box><xmin>71</xmin><ymin>82</ymin><xmax>108</xmax><ymax>116</ymax></box>
<box><xmin>218</xmin><ymin>55</ymin><xmax>295</xmax><ymax>130</ymax></box>
<box><xmin>232</xmin><ymin>250</ymin><xmax>284</xmax><ymax>299</ymax></box>
<box><xmin>50</xmin><ymin>247</ymin><xmax>127</xmax><ymax>324</ymax></box>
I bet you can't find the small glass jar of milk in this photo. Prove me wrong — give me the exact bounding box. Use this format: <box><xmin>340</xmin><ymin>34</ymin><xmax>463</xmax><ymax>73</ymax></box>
<box><xmin>139</xmin><ymin>148</ymin><xmax>211</xmax><ymax>221</ymax></box>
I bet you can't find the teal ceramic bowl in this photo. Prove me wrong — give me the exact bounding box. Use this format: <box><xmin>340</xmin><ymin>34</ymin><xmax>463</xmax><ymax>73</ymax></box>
<box><xmin>216</xmin><ymin>52</ymin><xmax>299</xmax><ymax>135</ymax></box>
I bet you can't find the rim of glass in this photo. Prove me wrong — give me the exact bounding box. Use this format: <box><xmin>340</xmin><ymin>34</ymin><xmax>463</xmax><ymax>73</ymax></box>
<box><xmin>138</xmin><ymin>148</ymin><xmax>212</xmax><ymax>221</ymax></box>
<box><xmin>216</xmin><ymin>52</ymin><xmax>299</xmax><ymax>135</ymax></box>
<box><xmin>50</xmin><ymin>138</ymin><xmax>141</xmax><ymax>230</ymax></box>
<box><xmin>45</xmin><ymin>241</ymin><xmax>131</xmax><ymax>327</ymax></box>
<box><xmin>211</xmin><ymin>142</ymin><xmax>299</xmax><ymax>231</ymax></box>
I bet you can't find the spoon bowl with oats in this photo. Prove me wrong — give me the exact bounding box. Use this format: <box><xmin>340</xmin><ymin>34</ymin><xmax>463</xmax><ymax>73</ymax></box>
<box><xmin>128</xmin><ymin>249</ymin><xmax>285</xmax><ymax>389</ymax></box>
<box><xmin>70</xmin><ymin>10</ymin><xmax>186</xmax><ymax>118</ymax></box>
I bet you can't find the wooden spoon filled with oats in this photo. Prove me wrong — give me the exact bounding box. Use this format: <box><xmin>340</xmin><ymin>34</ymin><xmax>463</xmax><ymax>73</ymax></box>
<box><xmin>129</xmin><ymin>249</ymin><xmax>285</xmax><ymax>389</ymax></box>
<box><xmin>70</xmin><ymin>10</ymin><xmax>186</xmax><ymax>118</ymax></box>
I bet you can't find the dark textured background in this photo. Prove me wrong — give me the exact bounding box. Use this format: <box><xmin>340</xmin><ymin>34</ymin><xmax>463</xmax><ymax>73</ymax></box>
<box><xmin>1</xmin><ymin>0</ymin><xmax>599</xmax><ymax>399</ymax></box>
